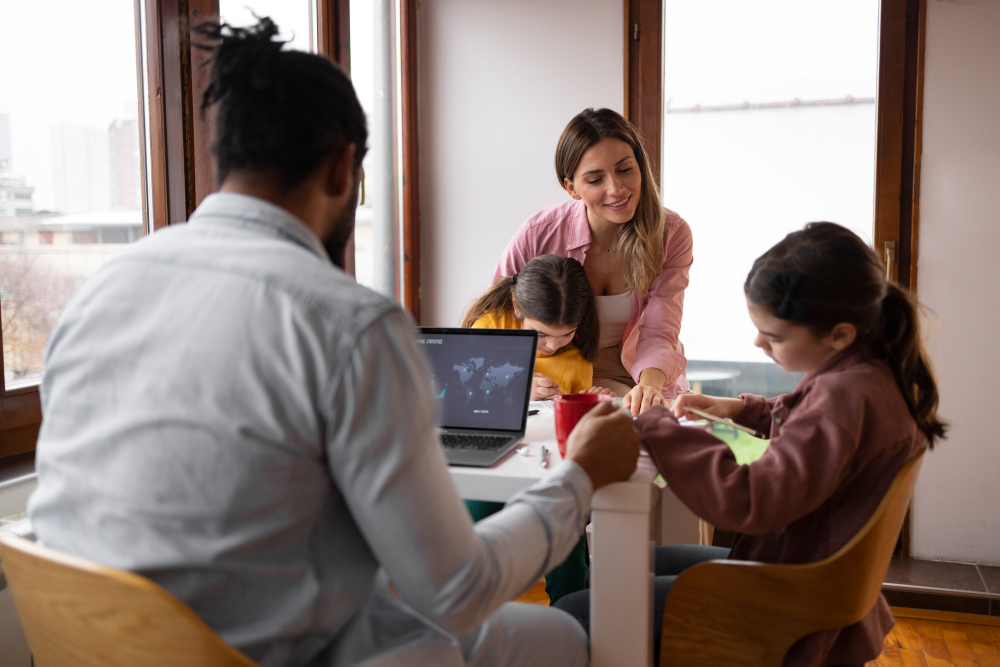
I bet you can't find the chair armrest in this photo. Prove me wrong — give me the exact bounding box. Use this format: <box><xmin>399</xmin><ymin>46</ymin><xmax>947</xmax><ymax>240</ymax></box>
<box><xmin>0</xmin><ymin>518</ymin><xmax>34</xmax><ymax>592</ymax></box>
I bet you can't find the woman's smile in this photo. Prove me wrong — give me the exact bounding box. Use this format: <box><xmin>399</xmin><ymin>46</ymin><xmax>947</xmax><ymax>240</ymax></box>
<box><xmin>605</xmin><ymin>194</ymin><xmax>631</xmax><ymax>212</ymax></box>
<box><xmin>564</xmin><ymin>137</ymin><xmax>643</xmax><ymax>227</ymax></box>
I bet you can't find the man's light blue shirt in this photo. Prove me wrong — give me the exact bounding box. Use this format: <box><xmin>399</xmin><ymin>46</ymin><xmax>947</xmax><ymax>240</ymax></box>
<box><xmin>28</xmin><ymin>193</ymin><xmax>592</xmax><ymax>666</ymax></box>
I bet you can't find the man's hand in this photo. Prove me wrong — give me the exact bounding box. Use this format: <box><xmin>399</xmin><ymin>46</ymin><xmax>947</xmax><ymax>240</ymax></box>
<box><xmin>565</xmin><ymin>402</ymin><xmax>640</xmax><ymax>491</ymax></box>
<box><xmin>531</xmin><ymin>373</ymin><xmax>561</xmax><ymax>400</ymax></box>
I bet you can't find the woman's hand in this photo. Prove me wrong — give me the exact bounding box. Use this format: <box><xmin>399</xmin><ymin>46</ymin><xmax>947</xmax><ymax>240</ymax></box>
<box><xmin>531</xmin><ymin>373</ymin><xmax>561</xmax><ymax>400</ymax></box>
<box><xmin>622</xmin><ymin>384</ymin><xmax>668</xmax><ymax>417</ymax></box>
<box><xmin>671</xmin><ymin>393</ymin><xmax>744</xmax><ymax>421</ymax></box>
<box><xmin>580</xmin><ymin>386</ymin><xmax>615</xmax><ymax>397</ymax></box>
<box><xmin>621</xmin><ymin>367</ymin><xmax>669</xmax><ymax>417</ymax></box>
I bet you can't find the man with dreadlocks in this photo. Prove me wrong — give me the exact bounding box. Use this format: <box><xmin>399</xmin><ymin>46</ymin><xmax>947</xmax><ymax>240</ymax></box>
<box><xmin>28</xmin><ymin>17</ymin><xmax>639</xmax><ymax>667</ymax></box>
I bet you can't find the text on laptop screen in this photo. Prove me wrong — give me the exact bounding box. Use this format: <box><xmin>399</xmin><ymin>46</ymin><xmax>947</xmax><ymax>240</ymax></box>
<box><xmin>417</xmin><ymin>331</ymin><xmax>535</xmax><ymax>431</ymax></box>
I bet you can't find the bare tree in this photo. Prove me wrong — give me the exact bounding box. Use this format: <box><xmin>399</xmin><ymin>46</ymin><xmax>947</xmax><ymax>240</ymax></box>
<box><xmin>0</xmin><ymin>247</ymin><xmax>79</xmax><ymax>381</ymax></box>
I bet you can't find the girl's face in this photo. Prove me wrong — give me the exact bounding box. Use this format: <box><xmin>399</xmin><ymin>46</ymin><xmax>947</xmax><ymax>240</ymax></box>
<box><xmin>563</xmin><ymin>138</ymin><xmax>641</xmax><ymax>227</ymax></box>
<box><xmin>747</xmin><ymin>299</ymin><xmax>855</xmax><ymax>374</ymax></box>
<box><xmin>520</xmin><ymin>317</ymin><xmax>577</xmax><ymax>356</ymax></box>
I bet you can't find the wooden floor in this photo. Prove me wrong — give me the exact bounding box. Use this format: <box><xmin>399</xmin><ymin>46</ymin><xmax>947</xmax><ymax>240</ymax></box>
<box><xmin>867</xmin><ymin>608</ymin><xmax>1000</xmax><ymax>667</ymax></box>
<box><xmin>514</xmin><ymin>585</ymin><xmax>1000</xmax><ymax>667</ymax></box>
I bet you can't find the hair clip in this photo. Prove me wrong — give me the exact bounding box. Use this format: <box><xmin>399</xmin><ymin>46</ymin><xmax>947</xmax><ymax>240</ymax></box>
<box><xmin>511</xmin><ymin>273</ymin><xmax>518</xmax><ymax>284</ymax></box>
<box><xmin>769</xmin><ymin>270</ymin><xmax>808</xmax><ymax>320</ymax></box>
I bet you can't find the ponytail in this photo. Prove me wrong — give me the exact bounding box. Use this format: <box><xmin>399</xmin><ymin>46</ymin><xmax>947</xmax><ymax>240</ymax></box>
<box><xmin>462</xmin><ymin>255</ymin><xmax>600</xmax><ymax>364</ymax></box>
<box><xmin>567</xmin><ymin>286</ymin><xmax>600</xmax><ymax>364</ymax></box>
<box><xmin>871</xmin><ymin>284</ymin><xmax>947</xmax><ymax>448</ymax></box>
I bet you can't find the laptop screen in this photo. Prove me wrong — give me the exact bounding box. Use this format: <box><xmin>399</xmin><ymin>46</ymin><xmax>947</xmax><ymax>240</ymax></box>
<box><xmin>417</xmin><ymin>327</ymin><xmax>537</xmax><ymax>433</ymax></box>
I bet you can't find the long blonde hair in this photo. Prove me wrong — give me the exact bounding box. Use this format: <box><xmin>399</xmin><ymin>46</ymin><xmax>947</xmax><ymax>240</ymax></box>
<box><xmin>555</xmin><ymin>108</ymin><xmax>664</xmax><ymax>297</ymax></box>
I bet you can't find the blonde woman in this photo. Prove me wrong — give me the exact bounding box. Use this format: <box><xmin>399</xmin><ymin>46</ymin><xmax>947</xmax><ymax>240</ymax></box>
<box><xmin>494</xmin><ymin>108</ymin><xmax>693</xmax><ymax>415</ymax></box>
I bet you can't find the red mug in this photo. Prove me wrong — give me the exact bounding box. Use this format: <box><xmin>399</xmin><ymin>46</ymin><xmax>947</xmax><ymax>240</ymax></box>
<box><xmin>553</xmin><ymin>393</ymin><xmax>602</xmax><ymax>457</ymax></box>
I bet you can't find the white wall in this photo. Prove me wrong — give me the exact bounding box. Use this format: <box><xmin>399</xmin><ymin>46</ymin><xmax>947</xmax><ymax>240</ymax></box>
<box><xmin>417</xmin><ymin>0</ymin><xmax>624</xmax><ymax>326</ymax></box>
<box><xmin>912</xmin><ymin>0</ymin><xmax>1000</xmax><ymax>565</ymax></box>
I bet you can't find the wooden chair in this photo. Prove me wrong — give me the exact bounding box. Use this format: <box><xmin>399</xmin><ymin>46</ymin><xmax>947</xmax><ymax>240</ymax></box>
<box><xmin>659</xmin><ymin>450</ymin><xmax>924</xmax><ymax>666</ymax></box>
<box><xmin>0</xmin><ymin>533</ymin><xmax>259</xmax><ymax>667</ymax></box>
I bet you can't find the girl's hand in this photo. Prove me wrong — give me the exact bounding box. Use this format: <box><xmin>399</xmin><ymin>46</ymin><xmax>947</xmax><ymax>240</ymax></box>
<box><xmin>622</xmin><ymin>384</ymin><xmax>668</xmax><ymax>417</ymax></box>
<box><xmin>581</xmin><ymin>386</ymin><xmax>615</xmax><ymax>397</ymax></box>
<box><xmin>531</xmin><ymin>373</ymin><xmax>561</xmax><ymax>400</ymax></box>
<box><xmin>671</xmin><ymin>393</ymin><xmax>744</xmax><ymax>421</ymax></box>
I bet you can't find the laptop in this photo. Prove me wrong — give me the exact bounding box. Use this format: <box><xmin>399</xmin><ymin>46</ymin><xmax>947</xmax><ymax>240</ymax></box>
<box><xmin>417</xmin><ymin>327</ymin><xmax>538</xmax><ymax>466</ymax></box>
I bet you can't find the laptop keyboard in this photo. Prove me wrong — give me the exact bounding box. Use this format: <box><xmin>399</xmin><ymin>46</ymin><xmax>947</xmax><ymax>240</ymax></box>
<box><xmin>441</xmin><ymin>433</ymin><xmax>514</xmax><ymax>451</ymax></box>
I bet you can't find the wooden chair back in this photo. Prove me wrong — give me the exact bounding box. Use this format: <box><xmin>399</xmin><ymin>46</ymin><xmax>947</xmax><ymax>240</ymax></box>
<box><xmin>659</xmin><ymin>450</ymin><xmax>924</xmax><ymax>666</ymax></box>
<box><xmin>0</xmin><ymin>533</ymin><xmax>259</xmax><ymax>667</ymax></box>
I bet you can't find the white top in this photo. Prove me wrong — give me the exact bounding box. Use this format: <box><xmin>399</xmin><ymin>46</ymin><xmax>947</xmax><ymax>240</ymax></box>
<box><xmin>596</xmin><ymin>291</ymin><xmax>634</xmax><ymax>348</ymax></box>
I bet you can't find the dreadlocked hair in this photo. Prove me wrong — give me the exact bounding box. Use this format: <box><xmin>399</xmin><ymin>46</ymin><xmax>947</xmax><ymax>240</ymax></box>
<box><xmin>194</xmin><ymin>17</ymin><xmax>367</xmax><ymax>192</ymax></box>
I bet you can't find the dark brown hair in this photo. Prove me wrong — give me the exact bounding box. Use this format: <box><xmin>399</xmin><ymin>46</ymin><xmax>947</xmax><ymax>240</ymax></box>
<box><xmin>461</xmin><ymin>255</ymin><xmax>599</xmax><ymax>363</ymax></box>
<box><xmin>555</xmin><ymin>108</ymin><xmax>664</xmax><ymax>297</ymax></box>
<box><xmin>745</xmin><ymin>222</ymin><xmax>946</xmax><ymax>447</ymax></box>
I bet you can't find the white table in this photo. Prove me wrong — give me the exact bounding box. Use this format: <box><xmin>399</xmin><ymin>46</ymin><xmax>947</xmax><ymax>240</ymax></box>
<box><xmin>449</xmin><ymin>406</ymin><xmax>658</xmax><ymax>667</ymax></box>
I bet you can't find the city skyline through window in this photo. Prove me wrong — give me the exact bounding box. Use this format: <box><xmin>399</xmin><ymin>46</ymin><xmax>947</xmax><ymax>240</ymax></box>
<box><xmin>0</xmin><ymin>0</ymin><xmax>145</xmax><ymax>390</ymax></box>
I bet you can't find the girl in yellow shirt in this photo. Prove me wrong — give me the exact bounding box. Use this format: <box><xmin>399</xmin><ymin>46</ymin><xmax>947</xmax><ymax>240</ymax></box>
<box><xmin>461</xmin><ymin>254</ymin><xmax>601</xmax><ymax>604</ymax></box>
<box><xmin>461</xmin><ymin>254</ymin><xmax>602</xmax><ymax>399</ymax></box>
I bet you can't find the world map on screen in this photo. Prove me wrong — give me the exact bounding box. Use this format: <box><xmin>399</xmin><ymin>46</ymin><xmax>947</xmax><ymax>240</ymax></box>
<box><xmin>452</xmin><ymin>357</ymin><xmax>526</xmax><ymax>406</ymax></box>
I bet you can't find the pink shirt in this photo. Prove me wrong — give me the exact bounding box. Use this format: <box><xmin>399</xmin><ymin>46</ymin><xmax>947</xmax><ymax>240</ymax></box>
<box><xmin>493</xmin><ymin>199</ymin><xmax>693</xmax><ymax>398</ymax></box>
<box><xmin>639</xmin><ymin>351</ymin><xmax>927</xmax><ymax>666</ymax></box>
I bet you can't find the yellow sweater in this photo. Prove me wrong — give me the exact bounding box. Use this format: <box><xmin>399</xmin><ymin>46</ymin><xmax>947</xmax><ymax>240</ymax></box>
<box><xmin>471</xmin><ymin>310</ymin><xmax>593</xmax><ymax>395</ymax></box>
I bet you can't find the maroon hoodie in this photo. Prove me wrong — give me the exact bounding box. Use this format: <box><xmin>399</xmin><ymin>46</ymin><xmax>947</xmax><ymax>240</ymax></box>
<box><xmin>637</xmin><ymin>351</ymin><xmax>926</xmax><ymax>667</ymax></box>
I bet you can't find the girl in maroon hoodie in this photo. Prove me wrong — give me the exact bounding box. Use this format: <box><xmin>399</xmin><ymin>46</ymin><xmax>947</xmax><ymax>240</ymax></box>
<box><xmin>555</xmin><ymin>221</ymin><xmax>946</xmax><ymax>667</ymax></box>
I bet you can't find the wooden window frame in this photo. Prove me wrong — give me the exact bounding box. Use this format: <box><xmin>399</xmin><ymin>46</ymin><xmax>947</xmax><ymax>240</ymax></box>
<box><xmin>626</xmin><ymin>0</ymin><xmax>924</xmax><ymax>287</ymax></box>
<box><xmin>0</xmin><ymin>0</ymin><xmax>421</xmax><ymax>466</ymax></box>
<box><xmin>626</xmin><ymin>0</ymin><xmax>926</xmax><ymax>555</ymax></box>
<box><xmin>322</xmin><ymin>0</ymin><xmax>422</xmax><ymax>320</ymax></box>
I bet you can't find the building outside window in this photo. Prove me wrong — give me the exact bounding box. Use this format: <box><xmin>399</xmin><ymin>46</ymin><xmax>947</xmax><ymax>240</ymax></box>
<box><xmin>0</xmin><ymin>0</ymin><xmax>146</xmax><ymax>391</ymax></box>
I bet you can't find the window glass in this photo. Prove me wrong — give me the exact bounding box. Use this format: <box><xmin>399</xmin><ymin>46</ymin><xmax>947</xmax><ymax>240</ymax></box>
<box><xmin>350</xmin><ymin>0</ymin><xmax>376</xmax><ymax>290</ymax></box>
<box><xmin>349</xmin><ymin>0</ymin><xmax>404</xmax><ymax>300</ymax></box>
<box><xmin>219</xmin><ymin>1</ymin><xmax>401</xmax><ymax>299</ymax></box>
<box><xmin>662</xmin><ymin>0</ymin><xmax>879</xmax><ymax>452</ymax></box>
<box><xmin>0</xmin><ymin>0</ymin><xmax>146</xmax><ymax>391</ymax></box>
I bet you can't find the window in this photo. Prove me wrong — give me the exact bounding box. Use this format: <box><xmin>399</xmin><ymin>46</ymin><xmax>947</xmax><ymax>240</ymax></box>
<box><xmin>660</xmin><ymin>0</ymin><xmax>879</xmax><ymax>406</ymax></box>
<box><xmin>348</xmin><ymin>0</ymin><xmax>417</xmax><ymax>310</ymax></box>
<box><xmin>627</xmin><ymin>0</ymin><xmax>920</xmax><ymax>394</ymax></box>
<box><xmin>0</xmin><ymin>0</ymin><xmax>146</xmax><ymax>397</ymax></box>
<box><xmin>627</xmin><ymin>0</ymin><xmax>923</xmax><ymax>547</ymax></box>
<box><xmin>0</xmin><ymin>0</ymin><xmax>421</xmax><ymax>464</ymax></box>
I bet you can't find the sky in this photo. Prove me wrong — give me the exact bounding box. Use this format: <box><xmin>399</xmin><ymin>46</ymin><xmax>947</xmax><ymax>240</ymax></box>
<box><xmin>663</xmin><ymin>0</ymin><xmax>878</xmax><ymax>107</ymax></box>
<box><xmin>0</xmin><ymin>0</ymin><xmax>139</xmax><ymax>210</ymax></box>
